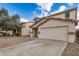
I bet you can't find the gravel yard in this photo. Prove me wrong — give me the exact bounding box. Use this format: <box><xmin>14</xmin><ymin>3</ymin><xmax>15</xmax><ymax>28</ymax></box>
<box><xmin>62</xmin><ymin>42</ymin><xmax>79</xmax><ymax>56</ymax></box>
<box><xmin>0</xmin><ymin>37</ymin><xmax>34</xmax><ymax>49</ymax></box>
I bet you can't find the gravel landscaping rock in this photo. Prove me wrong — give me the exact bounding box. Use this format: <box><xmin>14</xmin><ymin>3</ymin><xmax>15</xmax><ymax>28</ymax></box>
<box><xmin>0</xmin><ymin>37</ymin><xmax>34</xmax><ymax>49</ymax></box>
<box><xmin>62</xmin><ymin>43</ymin><xmax>79</xmax><ymax>56</ymax></box>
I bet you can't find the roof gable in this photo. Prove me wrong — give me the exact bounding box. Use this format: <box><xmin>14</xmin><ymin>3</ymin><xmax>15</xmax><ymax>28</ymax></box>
<box><xmin>30</xmin><ymin>7</ymin><xmax>77</xmax><ymax>28</ymax></box>
<box><xmin>48</xmin><ymin>7</ymin><xmax>77</xmax><ymax>18</ymax></box>
<box><xmin>30</xmin><ymin>18</ymin><xmax>77</xmax><ymax>28</ymax></box>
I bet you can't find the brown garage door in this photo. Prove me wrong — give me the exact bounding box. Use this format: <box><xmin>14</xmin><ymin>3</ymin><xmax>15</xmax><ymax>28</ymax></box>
<box><xmin>38</xmin><ymin>26</ymin><xmax>68</xmax><ymax>42</ymax></box>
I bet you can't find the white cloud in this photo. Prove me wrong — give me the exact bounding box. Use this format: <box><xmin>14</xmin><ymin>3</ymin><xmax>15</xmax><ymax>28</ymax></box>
<box><xmin>58</xmin><ymin>5</ymin><xmax>67</xmax><ymax>11</ymax></box>
<box><xmin>68</xmin><ymin>3</ymin><xmax>74</xmax><ymax>6</ymax></box>
<box><xmin>36</xmin><ymin>3</ymin><xmax>53</xmax><ymax>12</ymax></box>
<box><xmin>35</xmin><ymin>3</ymin><xmax>53</xmax><ymax>17</ymax></box>
<box><xmin>33</xmin><ymin>4</ymin><xmax>67</xmax><ymax>18</ymax></box>
<box><xmin>50</xmin><ymin>5</ymin><xmax>67</xmax><ymax>15</ymax></box>
<box><xmin>20</xmin><ymin>18</ymin><xmax>29</xmax><ymax>22</ymax></box>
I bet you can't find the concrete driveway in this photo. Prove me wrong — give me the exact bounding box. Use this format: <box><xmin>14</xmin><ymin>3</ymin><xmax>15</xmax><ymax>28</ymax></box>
<box><xmin>0</xmin><ymin>39</ymin><xmax>67</xmax><ymax>56</ymax></box>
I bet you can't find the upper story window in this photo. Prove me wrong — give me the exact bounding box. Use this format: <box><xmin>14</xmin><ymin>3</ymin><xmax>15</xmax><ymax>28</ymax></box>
<box><xmin>65</xmin><ymin>12</ymin><xmax>70</xmax><ymax>18</ymax></box>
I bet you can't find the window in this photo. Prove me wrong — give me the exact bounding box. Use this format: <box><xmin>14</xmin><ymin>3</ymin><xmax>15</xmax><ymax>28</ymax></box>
<box><xmin>65</xmin><ymin>12</ymin><xmax>70</xmax><ymax>18</ymax></box>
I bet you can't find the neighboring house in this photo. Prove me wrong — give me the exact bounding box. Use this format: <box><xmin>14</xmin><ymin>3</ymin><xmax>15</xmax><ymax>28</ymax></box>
<box><xmin>21</xmin><ymin>21</ymin><xmax>34</xmax><ymax>36</ymax></box>
<box><xmin>30</xmin><ymin>7</ymin><xmax>78</xmax><ymax>43</ymax></box>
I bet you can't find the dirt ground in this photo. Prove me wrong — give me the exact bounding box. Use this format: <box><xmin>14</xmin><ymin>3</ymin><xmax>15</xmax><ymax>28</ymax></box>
<box><xmin>62</xmin><ymin>42</ymin><xmax>79</xmax><ymax>56</ymax></box>
<box><xmin>0</xmin><ymin>37</ymin><xmax>34</xmax><ymax>49</ymax></box>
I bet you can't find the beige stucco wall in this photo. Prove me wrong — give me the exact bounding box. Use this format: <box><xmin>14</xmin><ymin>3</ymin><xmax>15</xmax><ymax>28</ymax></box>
<box><xmin>21</xmin><ymin>22</ymin><xmax>34</xmax><ymax>36</ymax></box>
<box><xmin>69</xmin><ymin>10</ymin><xmax>76</xmax><ymax>20</ymax></box>
<box><xmin>39</xmin><ymin>19</ymin><xmax>75</xmax><ymax>32</ymax></box>
<box><xmin>53</xmin><ymin>13</ymin><xmax>65</xmax><ymax>19</ymax></box>
<box><xmin>38</xmin><ymin>19</ymin><xmax>76</xmax><ymax>43</ymax></box>
<box><xmin>50</xmin><ymin>10</ymin><xmax>76</xmax><ymax>20</ymax></box>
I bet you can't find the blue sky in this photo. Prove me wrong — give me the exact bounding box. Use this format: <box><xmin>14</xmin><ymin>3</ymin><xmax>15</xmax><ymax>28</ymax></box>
<box><xmin>0</xmin><ymin>3</ymin><xmax>79</xmax><ymax>22</ymax></box>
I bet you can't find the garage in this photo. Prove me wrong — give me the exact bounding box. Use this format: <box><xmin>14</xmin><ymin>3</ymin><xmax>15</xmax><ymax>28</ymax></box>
<box><xmin>30</xmin><ymin>17</ymin><xmax>76</xmax><ymax>43</ymax></box>
<box><xmin>38</xmin><ymin>26</ymin><xmax>68</xmax><ymax>42</ymax></box>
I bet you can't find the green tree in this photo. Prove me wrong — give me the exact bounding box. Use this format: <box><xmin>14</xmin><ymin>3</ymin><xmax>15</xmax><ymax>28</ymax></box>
<box><xmin>11</xmin><ymin>14</ymin><xmax>21</xmax><ymax>36</ymax></box>
<box><xmin>0</xmin><ymin>8</ymin><xmax>9</xmax><ymax>36</ymax></box>
<box><xmin>0</xmin><ymin>8</ymin><xmax>22</xmax><ymax>36</ymax></box>
<box><xmin>0</xmin><ymin>16</ymin><xmax>11</xmax><ymax>36</ymax></box>
<box><xmin>0</xmin><ymin>8</ymin><xmax>9</xmax><ymax>17</ymax></box>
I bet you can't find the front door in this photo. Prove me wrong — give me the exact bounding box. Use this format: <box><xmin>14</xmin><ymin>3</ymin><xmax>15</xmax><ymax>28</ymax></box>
<box><xmin>33</xmin><ymin>28</ymin><xmax>38</xmax><ymax>38</ymax></box>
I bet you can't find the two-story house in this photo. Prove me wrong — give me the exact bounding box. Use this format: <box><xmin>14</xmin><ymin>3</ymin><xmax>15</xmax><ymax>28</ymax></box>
<box><xmin>30</xmin><ymin>7</ymin><xmax>78</xmax><ymax>43</ymax></box>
